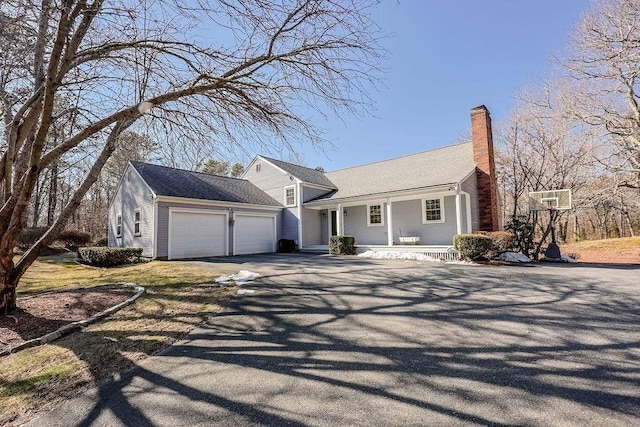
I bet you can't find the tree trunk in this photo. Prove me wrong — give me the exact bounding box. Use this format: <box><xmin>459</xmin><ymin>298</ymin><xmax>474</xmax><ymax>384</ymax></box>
<box><xmin>0</xmin><ymin>255</ymin><xmax>18</xmax><ymax>314</ymax></box>
<box><xmin>624</xmin><ymin>211</ymin><xmax>635</xmax><ymax>237</ymax></box>
<box><xmin>32</xmin><ymin>177</ymin><xmax>41</xmax><ymax>227</ymax></box>
<box><xmin>47</xmin><ymin>162</ymin><xmax>58</xmax><ymax>226</ymax></box>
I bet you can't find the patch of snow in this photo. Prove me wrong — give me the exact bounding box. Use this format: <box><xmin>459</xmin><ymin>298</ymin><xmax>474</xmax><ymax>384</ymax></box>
<box><xmin>237</xmin><ymin>289</ymin><xmax>256</xmax><ymax>295</ymax></box>
<box><xmin>561</xmin><ymin>254</ymin><xmax>578</xmax><ymax>263</ymax></box>
<box><xmin>498</xmin><ymin>252</ymin><xmax>531</xmax><ymax>263</ymax></box>
<box><xmin>215</xmin><ymin>270</ymin><xmax>261</xmax><ymax>285</ymax></box>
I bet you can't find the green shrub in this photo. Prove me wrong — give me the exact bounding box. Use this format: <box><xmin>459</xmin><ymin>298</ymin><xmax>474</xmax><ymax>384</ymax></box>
<box><xmin>56</xmin><ymin>229</ymin><xmax>92</xmax><ymax>250</ymax></box>
<box><xmin>94</xmin><ymin>237</ymin><xmax>109</xmax><ymax>247</ymax></box>
<box><xmin>16</xmin><ymin>227</ymin><xmax>48</xmax><ymax>250</ymax></box>
<box><xmin>329</xmin><ymin>235</ymin><xmax>356</xmax><ymax>255</ymax></box>
<box><xmin>453</xmin><ymin>234</ymin><xmax>493</xmax><ymax>261</ymax></box>
<box><xmin>78</xmin><ymin>247</ymin><xmax>143</xmax><ymax>267</ymax></box>
<box><xmin>474</xmin><ymin>230</ymin><xmax>515</xmax><ymax>256</ymax></box>
<box><xmin>505</xmin><ymin>215</ymin><xmax>537</xmax><ymax>258</ymax></box>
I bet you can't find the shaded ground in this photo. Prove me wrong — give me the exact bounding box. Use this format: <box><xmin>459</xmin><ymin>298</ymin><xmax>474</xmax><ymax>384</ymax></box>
<box><xmin>0</xmin><ymin>286</ymin><xmax>136</xmax><ymax>351</ymax></box>
<box><xmin>26</xmin><ymin>254</ymin><xmax>640</xmax><ymax>427</ymax></box>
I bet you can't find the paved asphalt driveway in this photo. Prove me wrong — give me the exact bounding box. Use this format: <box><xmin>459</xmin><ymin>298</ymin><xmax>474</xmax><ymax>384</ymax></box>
<box><xmin>28</xmin><ymin>254</ymin><xmax>639</xmax><ymax>426</ymax></box>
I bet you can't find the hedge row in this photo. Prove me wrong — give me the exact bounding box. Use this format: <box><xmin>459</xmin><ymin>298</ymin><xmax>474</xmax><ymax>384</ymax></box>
<box><xmin>473</xmin><ymin>230</ymin><xmax>516</xmax><ymax>255</ymax></box>
<box><xmin>453</xmin><ymin>231</ymin><xmax>516</xmax><ymax>260</ymax></box>
<box><xmin>78</xmin><ymin>247</ymin><xmax>143</xmax><ymax>267</ymax></box>
<box><xmin>16</xmin><ymin>227</ymin><xmax>101</xmax><ymax>250</ymax></box>
<box><xmin>57</xmin><ymin>229</ymin><xmax>92</xmax><ymax>249</ymax></box>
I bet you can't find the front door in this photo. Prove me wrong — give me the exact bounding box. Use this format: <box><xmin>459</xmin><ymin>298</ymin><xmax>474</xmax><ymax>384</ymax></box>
<box><xmin>330</xmin><ymin>210</ymin><xmax>337</xmax><ymax>237</ymax></box>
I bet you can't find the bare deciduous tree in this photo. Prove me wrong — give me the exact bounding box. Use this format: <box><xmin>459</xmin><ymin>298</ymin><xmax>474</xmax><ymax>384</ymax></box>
<box><xmin>565</xmin><ymin>0</ymin><xmax>640</xmax><ymax>188</ymax></box>
<box><xmin>496</xmin><ymin>78</ymin><xmax>600</xmax><ymax>256</ymax></box>
<box><xmin>0</xmin><ymin>0</ymin><xmax>384</xmax><ymax>313</ymax></box>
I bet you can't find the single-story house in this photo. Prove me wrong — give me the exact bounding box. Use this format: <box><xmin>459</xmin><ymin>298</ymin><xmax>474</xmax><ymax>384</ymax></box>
<box><xmin>108</xmin><ymin>105</ymin><xmax>500</xmax><ymax>259</ymax></box>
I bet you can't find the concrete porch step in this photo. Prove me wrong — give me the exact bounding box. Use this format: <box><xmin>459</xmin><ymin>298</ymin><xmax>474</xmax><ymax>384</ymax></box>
<box><xmin>300</xmin><ymin>245</ymin><xmax>329</xmax><ymax>253</ymax></box>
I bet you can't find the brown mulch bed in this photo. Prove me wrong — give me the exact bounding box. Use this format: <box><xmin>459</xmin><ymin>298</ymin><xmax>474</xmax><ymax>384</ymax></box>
<box><xmin>0</xmin><ymin>285</ymin><xmax>137</xmax><ymax>352</ymax></box>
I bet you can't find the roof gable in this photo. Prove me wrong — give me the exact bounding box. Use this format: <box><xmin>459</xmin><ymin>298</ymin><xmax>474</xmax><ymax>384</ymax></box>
<box><xmin>130</xmin><ymin>161</ymin><xmax>281</xmax><ymax>206</ymax></box>
<box><xmin>316</xmin><ymin>142</ymin><xmax>475</xmax><ymax>201</ymax></box>
<box><xmin>259</xmin><ymin>156</ymin><xmax>336</xmax><ymax>188</ymax></box>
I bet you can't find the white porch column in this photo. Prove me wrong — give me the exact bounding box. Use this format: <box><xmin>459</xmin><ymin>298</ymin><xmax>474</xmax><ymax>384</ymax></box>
<box><xmin>336</xmin><ymin>204</ymin><xmax>343</xmax><ymax>235</ymax></box>
<box><xmin>297</xmin><ymin>182</ymin><xmax>303</xmax><ymax>248</ymax></box>
<box><xmin>455</xmin><ymin>187</ymin><xmax>463</xmax><ymax>235</ymax></box>
<box><xmin>386</xmin><ymin>199</ymin><xmax>394</xmax><ymax>246</ymax></box>
<box><xmin>465</xmin><ymin>193</ymin><xmax>472</xmax><ymax>233</ymax></box>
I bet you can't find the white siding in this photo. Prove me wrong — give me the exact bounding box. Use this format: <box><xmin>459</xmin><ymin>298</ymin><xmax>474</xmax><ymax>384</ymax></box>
<box><xmin>243</xmin><ymin>159</ymin><xmax>296</xmax><ymax>205</ymax></box>
<box><xmin>343</xmin><ymin>204</ymin><xmax>387</xmax><ymax>245</ymax></box>
<box><xmin>302</xmin><ymin>207</ymin><xmax>322</xmax><ymax>246</ymax></box>
<box><xmin>108</xmin><ymin>167</ymin><xmax>154</xmax><ymax>257</ymax></box>
<box><xmin>390</xmin><ymin>198</ymin><xmax>458</xmax><ymax>245</ymax></box>
<box><xmin>243</xmin><ymin>159</ymin><xmax>299</xmax><ymax>242</ymax></box>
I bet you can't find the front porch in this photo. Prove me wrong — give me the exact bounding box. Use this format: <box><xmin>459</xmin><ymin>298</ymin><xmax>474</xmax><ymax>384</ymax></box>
<box><xmin>301</xmin><ymin>244</ymin><xmax>461</xmax><ymax>261</ymax></box>
<box><xmin>300</xmin><ymin>187</ymin><xmax>474</xmax><ymax>249</ymax></box>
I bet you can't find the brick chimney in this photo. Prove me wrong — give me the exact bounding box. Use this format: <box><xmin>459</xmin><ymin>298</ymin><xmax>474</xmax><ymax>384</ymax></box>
<box><xmin>471</xmin><ymin>105</ymin><xmax>499</xmax><ymax>231</ymax></box>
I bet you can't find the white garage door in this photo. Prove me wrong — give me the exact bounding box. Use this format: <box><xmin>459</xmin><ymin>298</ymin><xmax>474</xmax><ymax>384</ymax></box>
<box><xmin>234</xmin><ymin>215</ymin><xmax>276</xmax><ymax>255</ymax></box>
<box><xmin>169</xmin><ymin>210</ymin><xmax>227</xmax><ymax>259</ymax></box>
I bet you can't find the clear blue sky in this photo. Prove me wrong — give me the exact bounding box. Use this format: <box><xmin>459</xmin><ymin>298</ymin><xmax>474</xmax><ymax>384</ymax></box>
<box><xmin>295</xmin><ymin>0</ymin><xmax>591</xmax><ymax>171</ymax></box>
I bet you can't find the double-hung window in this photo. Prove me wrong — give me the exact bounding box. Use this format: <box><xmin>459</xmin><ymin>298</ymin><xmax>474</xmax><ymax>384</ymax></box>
<box><xmin>367</xmin><ymin>204</ymin><xmax>384</xmax><ymax>226</ymax></box>
<box><xmin>116</xmin><ymin>215</ymin><xmax>122</xmax><ymax>238</ymax></box>
<box><xmin>134</xmin><ymin>209</ymin><xmax>141</xmax><ymax>236</ymax></box>
<box><xmin>285</xmin><ymin>186</ymin><xmax>296</xmax><ymax>206</ymax></box>
<box><xmin>423</xmin><ymin>197</ymin><xmax>444</xmax><ymax>223</ymax></box>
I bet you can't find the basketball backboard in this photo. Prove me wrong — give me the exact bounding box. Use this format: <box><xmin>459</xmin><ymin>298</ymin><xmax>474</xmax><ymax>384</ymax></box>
<box><xmin>529</xmin><ymin>189</ymin><xmax>572</xmax><ymax>211</ymax></box>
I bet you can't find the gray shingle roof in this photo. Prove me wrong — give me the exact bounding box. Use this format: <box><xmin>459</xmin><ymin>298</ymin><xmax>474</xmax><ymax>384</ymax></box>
<box><xmin>260</xmin><ymin>156</ymin><xmax>336</xmax><ymax>188</ymax></box>
<box><xmin>311</xmin><ymin>142</ymin><xmax>475</xmax><ymax>202</ymax></box>
<box><xmin>130</xmin><ymin>161</ymin><xmax>281</xmax><ymax>206</ymax></box>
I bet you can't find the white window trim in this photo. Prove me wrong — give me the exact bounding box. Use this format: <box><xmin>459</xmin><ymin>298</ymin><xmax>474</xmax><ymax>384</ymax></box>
<box><xmin>367</xmin><ymin>203</ymin><xmax>384</xmax><ymax>227</ymax></box>
<box><xmin>422</xmin><ymin>196</ymin><xmax>445</xmax><ymax>224</ymax></box>
<box><xmin>284</xmin><ymin>185</ymin><xmax>296</xmax><ymax>207</ymax></box>
<box><xmin>116</xmin><ymin>214</ymin><xmax>122</xmax><ymax>238</ymax></box>
<box><xmin>134</xmin><ymin>208</ymin><xmax>141</xmax><ymax>236</ymax></box>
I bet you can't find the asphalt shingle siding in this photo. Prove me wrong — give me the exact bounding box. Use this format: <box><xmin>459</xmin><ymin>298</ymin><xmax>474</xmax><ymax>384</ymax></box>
<box><xmin>130</xmin><ymin>161</ymin><xmax>281</xmax><ymax>206</ymax></box>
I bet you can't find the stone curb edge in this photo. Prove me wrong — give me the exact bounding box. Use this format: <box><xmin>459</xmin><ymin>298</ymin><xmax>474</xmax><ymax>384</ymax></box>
<box><xmin>0</xmin><ymin>283</ymin><xmax>146</xmax><ymax>357</ymax></box>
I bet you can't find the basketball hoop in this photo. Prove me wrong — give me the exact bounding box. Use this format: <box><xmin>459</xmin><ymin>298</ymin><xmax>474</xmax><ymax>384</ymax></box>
<box><xmin>528</xmin><ymin>189</ymin><xmax>573</xmax><ymax>261</ymax></box>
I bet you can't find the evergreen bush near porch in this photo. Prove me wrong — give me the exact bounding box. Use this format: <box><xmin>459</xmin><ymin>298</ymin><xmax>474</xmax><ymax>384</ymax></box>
<box><xmin>329</xmin><ymin>236</ymin><xmax>356</xmax><ymax>255</ymax></box>
<box><xmin>78</xmin><ymin>247</ymin><xmax>143</xmax><ymax>267</ymax></box>
<box><xmin>453</xmin><ymin>234</ymin><xmax>493</xmax><ymax>261</ymax></box>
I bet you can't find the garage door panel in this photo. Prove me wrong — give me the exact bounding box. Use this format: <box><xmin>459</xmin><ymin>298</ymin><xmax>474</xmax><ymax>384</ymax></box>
<box><xmin>170</xmin><ymin>211</ymin><xmax>226</xmax><ymax>259</ymax></box>
<box><xmin>235</xmin><ymin>215</ymin><xmax>275</xmax><ymax>255</ymax></box>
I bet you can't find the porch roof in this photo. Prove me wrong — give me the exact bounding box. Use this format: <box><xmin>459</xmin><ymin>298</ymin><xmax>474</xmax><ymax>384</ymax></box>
<box><xmin>306</xmin><ymin>142</ymin><xmax>475</xmax><ymax>204</ymax></box>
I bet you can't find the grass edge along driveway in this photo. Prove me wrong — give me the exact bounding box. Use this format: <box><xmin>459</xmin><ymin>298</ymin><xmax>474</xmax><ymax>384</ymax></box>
<box><xmin>0</xmin><ymin>254</ymin><xmax>237</xmax><ymax>427</ymax></box>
